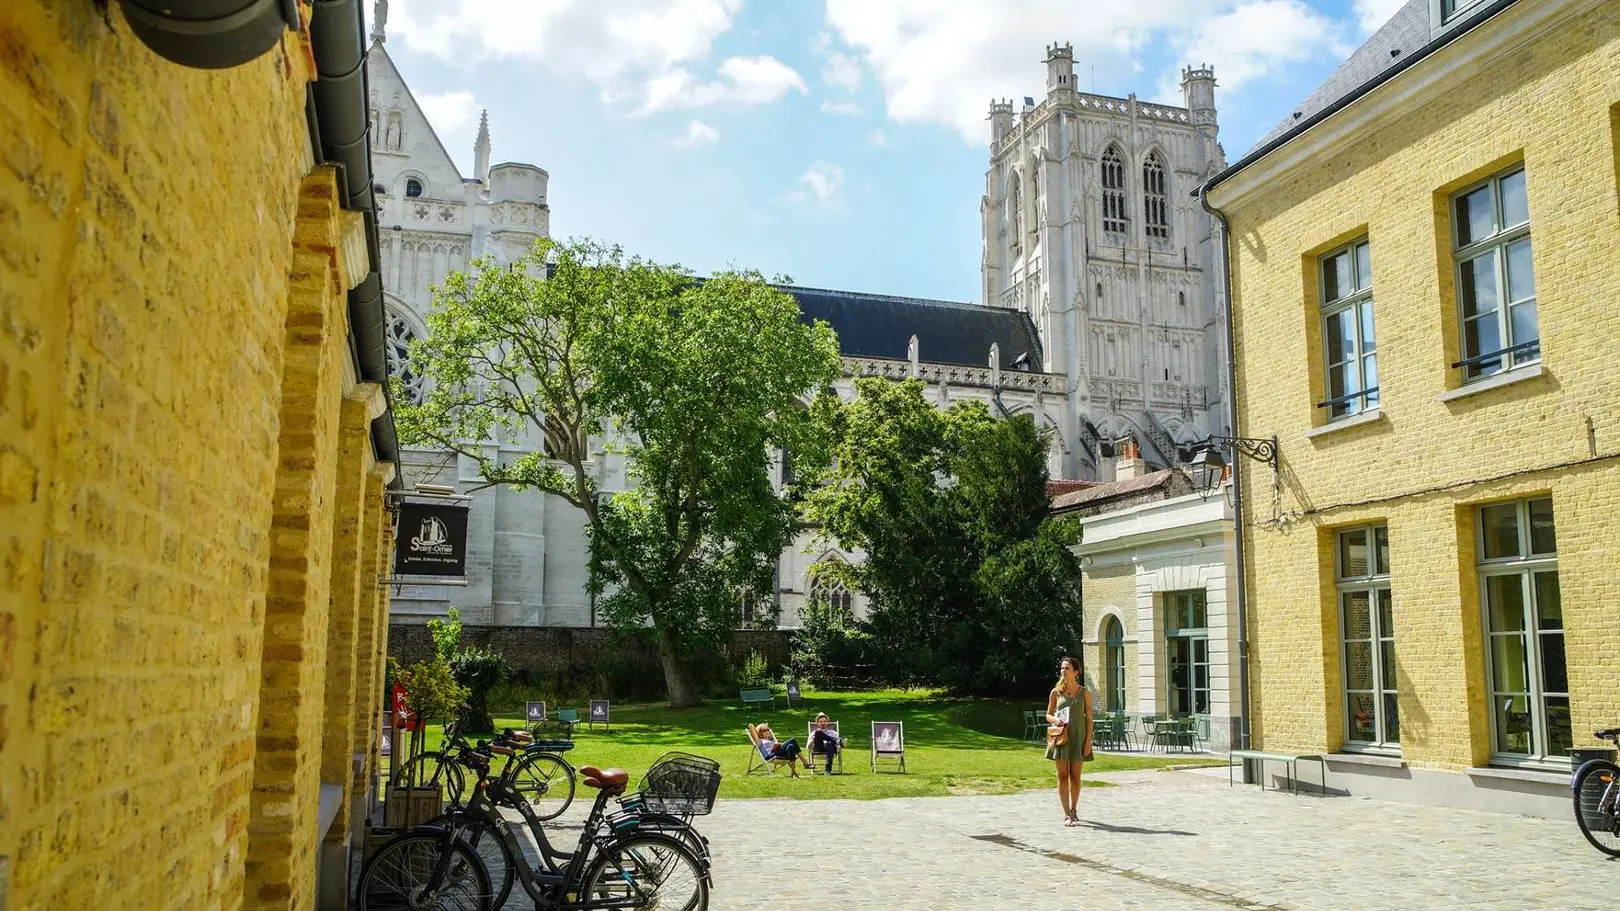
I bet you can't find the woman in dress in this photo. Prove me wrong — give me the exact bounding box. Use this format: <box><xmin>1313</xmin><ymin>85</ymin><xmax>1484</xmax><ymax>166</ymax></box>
<box><xmin>1045</xmin><ymin>654</ymin><xmax>1093</xmax><ymax>826</ymax></box>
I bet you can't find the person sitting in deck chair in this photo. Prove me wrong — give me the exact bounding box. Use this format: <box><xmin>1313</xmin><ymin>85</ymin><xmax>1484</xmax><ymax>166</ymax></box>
<box><xmin>809</xmin><ymin>712</ymin><xmax>847</xmax><ymax>774</ymax></box>
<box><xmin>752</xmin><ymin>722</ymin><xmax>811</xmax><ymax>775</ymax></box>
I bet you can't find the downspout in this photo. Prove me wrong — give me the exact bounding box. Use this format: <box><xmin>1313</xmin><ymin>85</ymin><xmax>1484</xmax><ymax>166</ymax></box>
<box><xmin>1196</xmin><ymin>183</ymin><xmax>1251</xmax><ymax>759</ymax></box>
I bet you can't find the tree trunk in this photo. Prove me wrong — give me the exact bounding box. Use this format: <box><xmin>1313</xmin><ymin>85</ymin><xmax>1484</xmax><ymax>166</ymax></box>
<box><xmin>656</xmin><ymin>628</ymin><xmax>703</xmax><ymax>709</ymax></box>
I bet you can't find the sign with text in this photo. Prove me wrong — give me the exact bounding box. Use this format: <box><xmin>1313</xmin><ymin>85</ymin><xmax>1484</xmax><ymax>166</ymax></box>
<box><xmin>526</xmin><ymin>701</ymin><xmax>547</xmax><ymax>724</ymax></box>
<box><xmin>393</xmin><ymin>501</ymin><xmax>470</xmax><ymax>576</ymax></box>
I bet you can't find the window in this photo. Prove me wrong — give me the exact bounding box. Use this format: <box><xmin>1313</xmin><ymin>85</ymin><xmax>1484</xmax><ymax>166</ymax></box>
<box><xmin>405</xmin><ymin>177</ymin><xmax>424</xmax><ymax>198</ymax></box>
<box><xmin>1452</xmin><ymin>168</ymin><xmax>1536</xmax><ymax>381</ymax></box>
<box><xmin>809</xmin><ymin>575</ymin><xmax>853</xmax><ymax>618</ymax></box>
<box><xmin>1101</xmin><ymin>146</ymin><xmax>1127</xmax><ymax>237</ymax></box>
<box><xmin>1337</xmin><ymin>525</ymin><xmax>1398</xmax><ymax>750</ymax></box>
<box><xmin>1143</xmin><ymin>151</ymin><xmax>1169</xmax><ymax>240</ymax></box>
<box><xmin>1479</xmin><ymin>497</ymin><xmax>1567</xmax><ymax>764</ymax></box>
<box><xmin>1103</xmin><ymin>616</ymin><xmax>1125</xmax><ymax>713</ymax></box>
<box><xmin>1442</xmin><ymin>0</ymin><xmax>1487</xmax><ymax>21</ymax></box>
<box><xmin>1164</xmin><ymin>590</ymin><xmax>1209</xmax><ymax>716</ymax></box>
<box><xmin>384</xmin><ymin>308</ymin><xmax>424</xmax><ymax>403</ymax></box>
<box><xmin>1008</xmin><ymin>172</ymin><xmax>1024</xmax><ymax>253</ymax></box>
<box><xmin>1319</xmin><ymin>239</ymin><xmax>1378</xmax><ymax>419</ymax></box>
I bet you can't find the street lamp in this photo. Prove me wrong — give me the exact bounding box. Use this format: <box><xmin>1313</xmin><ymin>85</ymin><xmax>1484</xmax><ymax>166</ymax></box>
<box><xmin>1188</xmin><ymin>435</ymin><xmax>1279</xmax><ymax>499</ymax></box>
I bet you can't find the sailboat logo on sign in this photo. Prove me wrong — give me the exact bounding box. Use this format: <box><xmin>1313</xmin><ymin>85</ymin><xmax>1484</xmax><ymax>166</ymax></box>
<box><xmin>410</xmin><ymin>516</ymin><xmax>453</xmax><ymax>555</ymax></box>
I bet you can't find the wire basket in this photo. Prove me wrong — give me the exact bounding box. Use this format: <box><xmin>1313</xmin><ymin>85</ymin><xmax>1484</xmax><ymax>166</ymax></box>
<box><xmin>638</xmin><ymin>752</ymin><xmax>722</xmax><ymax>816</ymax></box>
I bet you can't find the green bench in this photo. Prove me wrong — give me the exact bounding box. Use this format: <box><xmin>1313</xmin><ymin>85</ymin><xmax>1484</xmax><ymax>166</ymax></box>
<box><xmin>1228</xmin><ymin>749</ymin><xmax>1326</xmax><ymax>795</ymax></box>
<box><xmin>739</xmin><ymin>687</ymin><xmax>776</xmax><ymax>711</ymax></box>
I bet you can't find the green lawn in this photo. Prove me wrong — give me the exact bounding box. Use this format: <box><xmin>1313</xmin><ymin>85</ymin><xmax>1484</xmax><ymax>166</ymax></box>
<box><xmin>394</xmin><ymin>688</ymin><xmax>1217</xmax><ymax>800</ymax></box>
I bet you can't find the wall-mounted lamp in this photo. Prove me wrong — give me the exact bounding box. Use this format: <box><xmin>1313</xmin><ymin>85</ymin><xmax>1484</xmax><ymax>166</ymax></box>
<box><xmin>1189</xmin><ymin>435</ymin><xmax>1279</xmax><ymax>500</ymax></box>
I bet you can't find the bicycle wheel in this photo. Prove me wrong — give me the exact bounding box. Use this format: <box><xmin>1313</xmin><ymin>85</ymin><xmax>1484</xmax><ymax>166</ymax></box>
<box><xmin>511</xmin><ymin>752</ymin><xmax>575</xmax><ymax>821</ymax></box>
<box><xmin>355</xmin><ymin>833</ymin><xmax>492</xmax><ymax>911</ymax></box>
<box><xmin>393</xmin><ymin>751</ymin><xmax>467</xmax><ymax>805</ymax></box>
<box><xmin>1573</xmin><ymin>761</ymin><xmax>1620</xmax><ymax>857</ymax></box>
<box><xmin>580</xmin><ymin>832</ymin><xmax>707</xmax><ymax>911</ymax></box>
<box><xmin>633</xmin><ymin>814</ymin><xmax>710</xmax><ymax>865</ymax></box>
<box><xmin>421</xmin><ymin>815</ymin><xmax>517</xmax><ymax>909</ymax></box>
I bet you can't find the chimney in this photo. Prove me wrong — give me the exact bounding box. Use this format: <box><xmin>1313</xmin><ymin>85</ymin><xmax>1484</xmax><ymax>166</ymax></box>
<box><xmin>1113</xmin><ymin>439</ymin><xmax>1147</xmax><ymax>480</ymax></box>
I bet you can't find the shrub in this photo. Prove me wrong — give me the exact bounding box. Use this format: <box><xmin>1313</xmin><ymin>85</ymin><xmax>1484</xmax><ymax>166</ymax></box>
<box><xmin>735</xmin><ymin>649</ymin><xmax>770</xmax><ymax>689</ymax></box>
<box><xmin>427</xmin><ymin>607</ymin><xmax>464</xmax><ymax>661</ymax></box>
<box><xmin>450</xmin><ymin>646</ymin><xmax>507</xmax><ymax>733</ymax></box>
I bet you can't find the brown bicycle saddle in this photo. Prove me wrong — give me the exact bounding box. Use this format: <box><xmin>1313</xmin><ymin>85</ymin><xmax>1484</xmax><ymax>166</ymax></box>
<box><xmin>578</xmin><ymin>765</ymin><xmax>629</xmax><ymax>794</ymax></box>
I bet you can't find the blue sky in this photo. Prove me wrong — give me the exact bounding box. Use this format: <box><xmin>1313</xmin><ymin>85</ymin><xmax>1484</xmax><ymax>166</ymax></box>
<box><xmin>381</xmin><ymin>0</ymin><xmax>1406</xmax><ymax>302</ymax></box>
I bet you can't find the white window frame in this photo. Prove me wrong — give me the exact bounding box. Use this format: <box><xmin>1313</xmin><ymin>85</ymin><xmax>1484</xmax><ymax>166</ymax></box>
<box><xmin>809</xmin><ymin>576</ymin><xmax>854</xmax><ymax>618</ymax></box>
<box><xmin>1103</xmin><ymin>615</ymin><xmax>1126</xmax><ymax>713</ymax></box>
<box><xmin>1451</xmin><ymin>167</ymin><xmax>1537</xmax><ymax>382</ymax></box>
<box><xmin>1478</xmin><ymin>497</ymin><xmax>1567</xmax><ymax>768</ymax></box>
<box><xmin>1319</xmin><ymin>239</ymin><xmax>1378</xmax><ymax>420</ymax></box>
<box><xmin>1336</xmin><ymin>524</ymin><xmax>1399</xmax><ymax>752</ymax></box>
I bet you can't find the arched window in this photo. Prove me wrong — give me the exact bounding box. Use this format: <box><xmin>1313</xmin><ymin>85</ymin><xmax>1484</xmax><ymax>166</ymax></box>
<box><xmin>1007</xmin><ymin>172</ymin><xmax>1023</xmax><ymax>252</ymax></box>
<box><xmin>1101</xmin><ymin>146</ymin><xmax>1127</xmax><ymax>237</ymax></box>
<box><xmin>1104</xmin><ymin>616</ymin><xmax>1125</xmax><ymax>712</ymax></box>
<box><xmin>405</xmin><ymin>177</ymin><xmax>424</xmax><ymax>198</ymax></box>
<box><xmin>1144</xmin><ymin>151</ymin><xmax>1169</xmax><ymax>240</ymax></box>
<box><xmin>385</xmin><ymin>307</ymin><xmax>425</xmax><ymax>403</ymax></box>
<box><xmin>808</xmin><ymin>575</ymin><xmax>854</xmax><ymax>618</ymax></box>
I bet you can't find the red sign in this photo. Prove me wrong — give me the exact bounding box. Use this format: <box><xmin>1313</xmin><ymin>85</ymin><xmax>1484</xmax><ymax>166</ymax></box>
<box><xmin>392</xmin><ymin>685</ymin><xmax>422</xmax><ymax>733</ymax></box>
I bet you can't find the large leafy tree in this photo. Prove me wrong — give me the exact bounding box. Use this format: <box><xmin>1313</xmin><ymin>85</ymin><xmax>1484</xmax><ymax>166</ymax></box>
<box><xmin>804</xmin><ymin>377</ymin><xmax>1082</xmax><ymax>696</ymax></box>
<box><xmin>394</xmin><ymin>238</ymin><xmax>841</xmax><ymax>707</ymax></box>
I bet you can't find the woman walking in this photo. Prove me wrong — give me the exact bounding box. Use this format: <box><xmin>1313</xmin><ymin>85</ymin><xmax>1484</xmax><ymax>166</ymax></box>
<box><xmin>1045</xmin><ymin>655</ymin><xmax>1093</xmax><ymax>826</ymax></box>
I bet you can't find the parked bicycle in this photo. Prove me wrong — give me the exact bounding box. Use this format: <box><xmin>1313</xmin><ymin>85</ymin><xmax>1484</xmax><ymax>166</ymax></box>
<box><xmin>358</xmin><ymin>743</ymin><xmax>715</xmax><ymax>911</ymax></box>
<box><xmin>1572</xmin><ymin>727</ymin><xmax>1620</xmax><ymax>856</ymax></box>
<box><xmin>394</xmin><ymin>709</ymin><xmax>578</xmax><ymax>821</ymax></box>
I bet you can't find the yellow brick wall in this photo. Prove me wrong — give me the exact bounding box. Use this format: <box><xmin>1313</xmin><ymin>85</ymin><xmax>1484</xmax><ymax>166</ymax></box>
<box><xmin>1212</xmin><ymin>0</ymin><xmax>1620</xmax><ymax>770</ymax></box>
<box><xmin>1082</xmin><ymin>562</ymin><xmax>1140</xmax><ymax>711</ymax></box>
<box><xmin>0</xmin><ymin>3</ymin><xmax>396</xmax><ymax>909</ymax></box>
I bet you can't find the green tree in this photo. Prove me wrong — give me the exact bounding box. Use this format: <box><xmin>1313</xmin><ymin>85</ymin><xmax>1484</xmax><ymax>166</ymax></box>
<box><xmin>803</xmin><ymin>377</ymin><xmax>1081</xmax><ymax>695</ymax></box>
<box><xmin>394</xmin><ymin>238</ymin><xmax>841</xmax><ymax>707</ymax></box>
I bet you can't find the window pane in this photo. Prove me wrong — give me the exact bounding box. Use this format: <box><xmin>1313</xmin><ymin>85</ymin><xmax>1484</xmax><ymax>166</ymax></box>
<box><xmin>1356</xmin><ymin>243</ymin><xmax>1372</xmax><ymax>290</ymax></box>
<box><xmin>1188</xmin><ymin>593</ymin><xmax>1207</xmax><ymax>629</ymax></box>
<box><xmin>1480</xmin><ymin>503</ymin><xmax>1521</xmax><ymax>560</ymax></box>
<box><xmin>1464</xmin><ymin>315</ymin><xmax>1502</xmax><ymax>374</ymax></box>
<box><xmin>1374</xmin><ymin>526</ymin><xmax>1390</xmax><ymax>577</ymax></box>
<box><xmin>1456</xmin><ymin>184</ymin><xmax>1495</xmax><ymax>246</ymax></box>
<box><xmin>1347</xmin><ymin>692</ymin><xmax>1377</xmax><ymax>742</ymax></box>
<box><xmin>1362</xmin><ymin>355</ymin><xmax>1379</xmax><ymax>408</ymax></box>
<box><xmin>1346</xmin><ymin>640</ymin><xmax>1375</xmax><ymax>691</ymax></box>
<box><xmin>1540</xmin><ymin>632</ymin><xmax>1568</xmax><ymax>694</ymax></box>
<box><xmin>1535</xmin><ymin>571</ymin><xmax>1561</xmax><ymax>630</ymax></box>
<box><xmin>1545</xmin><ymin>695</ymin><xmax>1572</xmax><ymax>758</ymax></box>
<box><xmin>1459</xmin><ymin>251</ymin><xmax>1499</xmax><ymax>319</ymax></box>
<box><xmin>1325</xmin><ymin>308</ymin><xmax>1355</xmax><ymax>365</ymax></box>
<box><xmin>1380</xmin><ymin>639</ymin><xmax>1398</xmax><ymax>692</ymax></box>
<box><xmin>1378</xmin><ymin>589</ymin><xmax>1393</xmax><ymax>638</ymax></box>
<box><xmin>1340</xmin><ymin>529</ymin><xmax>1370</xmax><ymax>578</ymax></box>
<box><xmin>1509</xmin><ymin>301</ymin><xmax>1539</xmax><ymax>352</ymax></box>
<box><xmin>1505</xmin><ymin>238</ymin><xmax>1534</xmax><ymax>303</ymax></box>
<box><xmin>1343</xmin><ymin>591</ymin><xmax>1372</xmax><ymax>639</ymax></box>
<box><xmin>1359</xmin><ymin>300</ymin><xmax>1377</xmax><ymax>352</ymax></box>
<box><xmin>1528</xmin><ymin>499</ymin><xmax>1556</xmax><ymax>555</ymax></box>
<box><xmin>1495</xmin><ymin>694</ymin><xmax>1533</xmax><ymax>754</ymax></box>
<box><xmin>1490</xmin><ymin>633</ymin><xmax>1529</xmax><ymax>693</ymax></box>
<box><xmin>1383</xmin><ymin>691</ymin><xmax>1401</xmax><ymax>744</ymax></box>
<box><xmin>1486</xmin><ymin>574</ymin><xmax>1526</xmax><ymax>631</ymax></box>
<box><xmin>1499</xmin><ymin>170</ymin><xmax>1528</xmax><ymax>228</ymax></box>
<box><xmin>1323</xmin><ymin>251</ymin><xmax>1352</xmax><ymax>302</ymax></box>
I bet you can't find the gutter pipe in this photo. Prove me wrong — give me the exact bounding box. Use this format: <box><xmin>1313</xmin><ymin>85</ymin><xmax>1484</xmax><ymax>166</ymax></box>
<box><xmin>117</xmin><ymin>0</ymin><xmax>299</xmax><ymax>69</ymax></box>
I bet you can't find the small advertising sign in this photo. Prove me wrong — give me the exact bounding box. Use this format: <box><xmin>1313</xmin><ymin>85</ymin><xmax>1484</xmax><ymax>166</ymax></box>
<box><xmin>526</xmin><ymin>701</ymin><xmax>548</xmax><ymax>724</ymax></box>
<box><xmin>590</xmin><ymin>700</ymin><xmax>609</xmax><ymax>723</ymax></box>
<box><xmin>393</xmin><ymin>501</ymin><xmax>471</xmax><ymax>576</ymax></box>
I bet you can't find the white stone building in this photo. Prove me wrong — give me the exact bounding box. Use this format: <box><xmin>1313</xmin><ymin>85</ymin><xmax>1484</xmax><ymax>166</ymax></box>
<box><xmin>371</xmin><ymin>25</ymin><xmax>1230</xmax><ymax>631</ymax></box>
<box><xmin>983</xmin><ymin>45</ymin><xmax>1233</xmax><ymax>479</ymax></box>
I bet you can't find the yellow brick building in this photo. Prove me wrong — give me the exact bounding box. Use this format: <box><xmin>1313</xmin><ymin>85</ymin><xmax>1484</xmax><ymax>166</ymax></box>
<box><xmin>0</xmin><ymin>1</ymin><xmax>401</xmax><ymax>907</ymax></box>
<box><xmin>1203</xmin><ymin>0</ymin><xmax>1620</xmax><ymax>815</ymax></box>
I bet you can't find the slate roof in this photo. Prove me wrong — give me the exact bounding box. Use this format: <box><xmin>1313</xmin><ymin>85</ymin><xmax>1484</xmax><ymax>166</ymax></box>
<box><xmin>1250</xmin><ymin>0</ymin><xmax>1430</xmax><ymax>152</ymax></box>
<box><xmin>781</xmin><ymin>285</ymin><xmax>1044</xmax><ymax>369</ymax></box>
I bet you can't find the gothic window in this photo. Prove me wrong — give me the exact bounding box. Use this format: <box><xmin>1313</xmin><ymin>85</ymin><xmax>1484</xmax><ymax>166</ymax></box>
<box><xmin>385</xmin><ymin>308</ymin><xmax>425</xmax><ymax>403</ymax></box>
<box><xmin>405</xmin><ymin>177</ymin><xmax>424</xmax><ymax>198</ymax></box>
<box><xmin>1029</xmin><ymin>166</ymin><xmax>1040</xmax><ymax>236</ymax></box>
<box><xmin>1008</xmin><ymin>173</ymin><xmax>1023</xmax><ymax>254</ymax></box>
<box><xmin>1101</xmin><ymin>146</ymin><xmax>1128</xmax><ymax>237</ymax></box>
<box><xmin>1144</xmin><ymin>150</ymin><xmax>1169</xmax><ymax>240</ymax></box>
<box><xmin>808</xmin><ymin>574</ymin><xmax>854</xmax><ymax>618</ymax></box>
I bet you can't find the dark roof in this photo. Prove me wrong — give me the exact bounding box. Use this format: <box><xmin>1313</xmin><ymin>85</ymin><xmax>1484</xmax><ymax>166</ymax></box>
<box><xmin>781</xmin><ymin>285</ymin><xmax>1043</xmax><ymax>369</ymax></box>
<box><xmin>1050</xmin><ymin>469</ymin><xmax>1190</xmax><ymax>513</ymax></box>
<box><xmin>1250</xmin><ymin>0</ymin><xmax>1429</xmax><ymax>152</ymax></box>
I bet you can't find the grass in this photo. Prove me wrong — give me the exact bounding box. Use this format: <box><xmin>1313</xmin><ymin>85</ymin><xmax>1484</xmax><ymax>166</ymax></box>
<box><xmin>393</xmin><ymin>688</ymin><xmax>1219</xmax><ymax>801</ymax></box>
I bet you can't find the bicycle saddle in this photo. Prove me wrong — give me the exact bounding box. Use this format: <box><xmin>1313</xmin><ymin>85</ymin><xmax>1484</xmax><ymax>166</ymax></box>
<box><xmin>579</xmin><ymin>765</ymin><xmax>629</xmax><ymax>795</ymax></box>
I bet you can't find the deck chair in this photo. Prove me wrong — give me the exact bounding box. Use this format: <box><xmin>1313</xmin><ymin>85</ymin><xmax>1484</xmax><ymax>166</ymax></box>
<box><xmin>745</xmin><ymin>724</ymin><xmax>799</xmax><ymax>776</ymax></box>
<box><xmin>871</xmin><ymin>721</ymin><xmax>906</xmax><ymax>773</ymax></box>
<box><xmin>807</xmin><ymin>720</ymin><xmax>844</xmax><ymax>775</ymax></box>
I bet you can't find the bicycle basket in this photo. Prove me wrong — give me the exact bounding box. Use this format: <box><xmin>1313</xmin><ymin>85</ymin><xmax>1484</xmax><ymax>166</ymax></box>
<box><xmin>639</xmin><ymin>754</ymin><xmax>722</xmax><ymax>816</ymax></box>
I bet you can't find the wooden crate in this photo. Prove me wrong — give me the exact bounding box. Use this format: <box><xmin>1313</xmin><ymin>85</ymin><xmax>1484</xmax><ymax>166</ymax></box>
<box><xmin>382</xmin><ymin>785</ymin><xmax>444</xmax><ymax>829</ymax></box>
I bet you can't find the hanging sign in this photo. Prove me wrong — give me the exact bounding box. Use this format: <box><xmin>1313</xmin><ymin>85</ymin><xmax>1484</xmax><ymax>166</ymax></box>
<box><xmin>394</xmin><ymin>501</ymin><xmax>470</xmax><ymax>576</ymax></box>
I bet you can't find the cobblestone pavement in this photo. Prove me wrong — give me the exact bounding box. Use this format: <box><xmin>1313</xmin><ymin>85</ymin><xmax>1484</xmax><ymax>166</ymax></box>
<box><xmin>687</xmin><ymin>768</ymin><xmax>1611</xmax><ymax>911</ymax></box>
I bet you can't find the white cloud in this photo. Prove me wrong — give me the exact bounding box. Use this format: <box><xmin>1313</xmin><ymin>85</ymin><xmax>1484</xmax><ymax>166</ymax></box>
<box><xmin>642</xmin><ymin>55</ymin><xmax>808</xmax><ymax>113</ymax></box>
<box><xmin>822</xmin><ymin>0</ymin><xmax>1353</xmax><ymax>145</ymax></box>
<box><xmin>416</xmin><ymin>90</ymin><xmax>478</xmax><ymax>135</ymax></box>
<box><xmin>821</xmin><ymin>52</ymin><xmax>863</xmax><ymax>91</ymax></box>
<box><xmin>1352</xmin><ymin>0</ymin><xmax>1408</xmax><ymax>33</ymax></box>
<box><xmin>790</xmin><ymin>161</ymin><xmax>845</xmax><ymax>207</ymax></box>
<box><xmin>671</xmin><ymin>119</ymin><xmax>720</xmax><ymax>147</ymax></box>
<box><xmin>1160</xmin><ymin>1</ymin><xmax>1348</xmax><ymax>101</ymax></box>
<box><xmin>820</xmin><ymin>100</ymin><xmax>862</xmax><ymax>115</ymax></box>
<box><xmin>867</xmin><ymin>129</ymin><xmax>887</xmax><ymax>146</ymax></box>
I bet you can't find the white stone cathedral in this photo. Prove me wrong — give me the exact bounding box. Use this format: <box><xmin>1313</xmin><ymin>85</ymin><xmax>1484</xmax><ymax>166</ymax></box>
<box><xmin>983</xmin><ymin>45</ymin><xmax>1232</xmax><ymax>477</ymax></box>
<box><xmin>371</xmin><ymin>24</ymin><xmax>1229</xmax><ymax>631</ymax></box>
